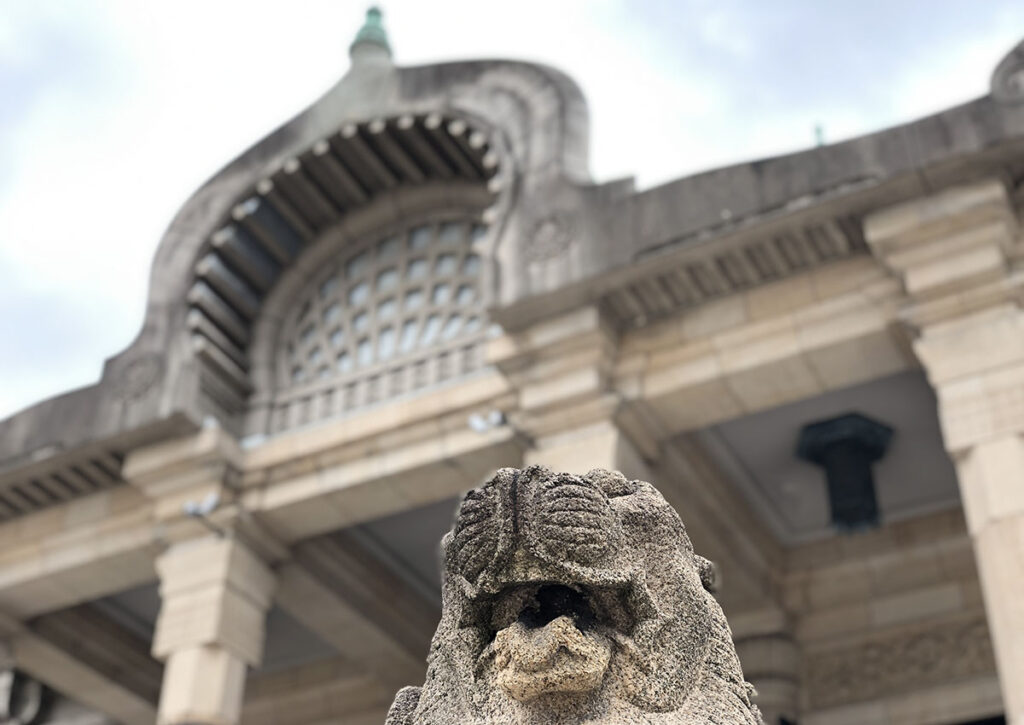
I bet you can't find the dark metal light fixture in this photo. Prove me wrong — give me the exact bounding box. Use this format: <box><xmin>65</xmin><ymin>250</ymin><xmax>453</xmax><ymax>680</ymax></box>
<box><xmin>797</xmin><ymin>412</ymin><xmax>893</xmax><ymax>532</ymax></box>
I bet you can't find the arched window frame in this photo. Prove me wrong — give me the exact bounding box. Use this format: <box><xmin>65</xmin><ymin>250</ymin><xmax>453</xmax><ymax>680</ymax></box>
<box><xmin>248</xmin><ymin>196</ymin><xmax>497</xmax><ymax>436</ymax></box>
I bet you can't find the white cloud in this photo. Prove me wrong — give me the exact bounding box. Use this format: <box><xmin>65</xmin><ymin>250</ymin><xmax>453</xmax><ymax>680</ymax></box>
<box><xmin>888</xmin><ymin>9</ymin><xmax>1024</xmax><ymax>120</ymax></box>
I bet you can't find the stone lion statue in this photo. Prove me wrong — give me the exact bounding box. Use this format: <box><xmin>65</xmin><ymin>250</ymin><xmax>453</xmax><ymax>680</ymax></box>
<box><xmin>386</xmin><ymin>466</ymin><xmax>762</xmax><ymax>724</ymax></box>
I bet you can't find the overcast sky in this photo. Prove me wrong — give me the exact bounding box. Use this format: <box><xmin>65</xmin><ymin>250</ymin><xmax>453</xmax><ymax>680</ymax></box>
<box><xmin>1</xmin><ymin>0</ymin><xmax>1022</xmax><ymax>419</ymax></box>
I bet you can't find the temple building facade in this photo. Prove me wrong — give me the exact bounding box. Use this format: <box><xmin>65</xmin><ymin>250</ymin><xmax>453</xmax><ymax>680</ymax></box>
<box><xmin>2</xmin><ymin>9</ymin><xmax>1024</xmax><ymax>724</ymax></box>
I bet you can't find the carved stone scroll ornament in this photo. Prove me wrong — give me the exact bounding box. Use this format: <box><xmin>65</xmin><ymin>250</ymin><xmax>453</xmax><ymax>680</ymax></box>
<box><xmin>524</xmin><ymin>213</ymin><xmax>575</xmax><ymax>262</ymax></box>
<box><xmin>0</xmin><ymin>670</ymin><xmax>42</xmax><ymax>725</ymax></box>
<box><xmin>113</xmin><ymin>353</ymin><xmax>164</xmax><ymax>401</ymax></box>
<box><xmin>386</xmin><ymin>466</ymin><xmax>762</xmax><ymax>724</ymax></box>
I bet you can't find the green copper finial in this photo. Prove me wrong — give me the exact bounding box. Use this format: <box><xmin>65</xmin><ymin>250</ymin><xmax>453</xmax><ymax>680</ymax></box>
<box><xmin>350</xmin><ymin>6</ymin><xmax>392</xmax><ymax>60</ymax></box>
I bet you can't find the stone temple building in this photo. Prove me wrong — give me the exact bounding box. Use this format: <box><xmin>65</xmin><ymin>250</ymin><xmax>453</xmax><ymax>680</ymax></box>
<box><xmin>1</xmin><ymin>8</ymin><xmax>1024</xmax><ymax>724</ymax></box>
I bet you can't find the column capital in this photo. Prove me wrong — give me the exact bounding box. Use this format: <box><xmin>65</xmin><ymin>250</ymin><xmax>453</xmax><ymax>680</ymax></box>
<box><xmin>488</xmin><ymin>306</ymin><xmax>618</xmax><ymax>413</ymax></box>
<box><xmin>122</xmin><ymin>422</ymin><xmax>243</xmax><ymax>525</ymax></box>
<box><xmin>153</xmin><ymin>536</ymin><xmax>275</xmax><ymax>666</ymax></box>
<box><xmin>865</xmin><ymin>178</ymin><xmax>1024</xmax><ymax>340</ymax></box>
<box><xmin>153</xmin><ymin>536</ymin><xmax>276</xmax><ymax>725</ymax></box>
<box><xmin>864</xmin><ymin>178</ymin><xmax>1019</xmax><ymax>306</ymax></box>
<box><xmin>489</xmin><ymin>306</ymin><xmax>654</xmax><ymax>473</ymax></box>
<box><xmin>864</xmin><ymin>179</ymin><xmax>1024</xmax><ymax>452</ymax></box>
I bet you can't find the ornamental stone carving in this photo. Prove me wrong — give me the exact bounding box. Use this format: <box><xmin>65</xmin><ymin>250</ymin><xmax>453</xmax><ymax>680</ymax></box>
<box><xmin>113</xmin><ymin>353</ymin><xmax>164</xmax><ymax>401</ymax></box>
<box><xmin>804</xmin><ymin>615</ymin><xmax>995</xmax><ymax>709</ymax></box>
<box><xmin>386</xmin><ymin>466</ymin><xmax>761</xmax><ymax>724</ymax></box>
<box><xmin>524</xmin><ymin>213</ymin><xmax>575</xmax><ymax>262</ymax></box>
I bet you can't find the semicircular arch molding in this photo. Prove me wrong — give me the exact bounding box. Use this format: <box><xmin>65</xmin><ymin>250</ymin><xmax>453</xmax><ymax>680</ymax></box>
<box><xmin>182</xmin><ymin>113</ymin><xmax>504</xmax><ymax>427</ymax></box>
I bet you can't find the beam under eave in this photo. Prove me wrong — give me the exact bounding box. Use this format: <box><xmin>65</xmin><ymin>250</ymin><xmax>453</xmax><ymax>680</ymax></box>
<box><xmin>0</xmin><ymin>487</ymin><xmax>159</xmax><ymax>618</ymax></box>
<box><xmin>243</xmin><ymin>656</ymin><xmax>393</xmax><ymax>725</ymax></box>
<box><xmin>616</xmin><ymin>257</ymin><xmax>915</xmax><ymax>437</ymax></box>
<box><xmin>273</xmin><ymin>533</ymin><xmax>440</xmax><ymax>694</ymax></box>
<box><xmin>0</xmin><ymin>607</ymin><xmax>159</xmax><ymax>725</ymax></box>
<box><xmin>245</xmin><ymin>415</ymin><xmax>525</xmax><ymax>544</ymax></box>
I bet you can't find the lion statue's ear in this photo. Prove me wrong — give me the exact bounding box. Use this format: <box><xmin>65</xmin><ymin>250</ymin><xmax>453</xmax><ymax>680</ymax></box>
<box><xmin>695</xmin><ymin>555</ymin><xmax>718</xmax><ymax>594</ymax></box>
<box><xmin>385</xmin><ymin>686</ymin><xmax>421</xmax><ymax>725</ymax></box>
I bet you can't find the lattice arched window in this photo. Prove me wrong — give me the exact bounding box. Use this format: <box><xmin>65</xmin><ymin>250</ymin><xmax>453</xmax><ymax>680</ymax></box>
<box><xmin>270</xmin><ymin>215</ymin><xmax>490</xmax><ymax>432</ymax></box>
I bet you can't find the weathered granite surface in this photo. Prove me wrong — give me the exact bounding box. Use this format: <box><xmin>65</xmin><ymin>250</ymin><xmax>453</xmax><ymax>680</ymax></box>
<box><xmin>386</xmin><ymin>466</ymin><xmax>762</xmax><ymax>724</ymax></box>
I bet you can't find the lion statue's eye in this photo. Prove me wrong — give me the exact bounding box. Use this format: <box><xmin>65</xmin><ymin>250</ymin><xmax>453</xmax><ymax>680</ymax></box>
<box><xmin>452</xmin><ymin>483</ymin><xmax>499</xmax><ymax>581</ymax></box>
<box><xmin>584</xmin><ymin>468</ymin><xmax>639</xmax><ymax>498</ymax></box>
<box><xmin>534</xmin><ymin>474</ymin><xmax>617</xmax><ymax>565</ymax></box>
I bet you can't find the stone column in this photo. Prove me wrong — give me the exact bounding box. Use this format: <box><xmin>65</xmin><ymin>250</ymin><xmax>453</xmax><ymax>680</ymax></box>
<box><xmin>153</xmin><ymin>536</ymin><xmax>275</xmax><ymax>725</ymax></box>
<box><xmin>866</xmin><ymin>179</ymin><xmax>1024</xmax><ymax>722</ymax></box>
<box><xmin>122</xmin><ymin>424</ymin><xmax>278</xmax><ymax>725</ymax></box>
<box><xmin>731</xmin><ymin>610</ymin><xmax>800</xmax><ymax>725</ymax></box>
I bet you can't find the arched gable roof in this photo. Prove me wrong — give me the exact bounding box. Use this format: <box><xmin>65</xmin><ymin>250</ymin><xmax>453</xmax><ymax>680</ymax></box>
<box><xmin>100</xmin><ymin>48</ymin><xmax>591</xmax><ymax>429</ymax></box>
<box><xmin>0</xmin><ymin>30</ymin><xmax>594</xmax><ymax>464</ymax></box>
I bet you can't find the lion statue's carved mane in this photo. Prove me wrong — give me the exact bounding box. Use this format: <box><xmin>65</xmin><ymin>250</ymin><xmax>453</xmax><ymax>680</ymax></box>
<box><xmin>386</xmin><ymin>466</ymin><xmax>762</xmax><ymax>724</ymax></box>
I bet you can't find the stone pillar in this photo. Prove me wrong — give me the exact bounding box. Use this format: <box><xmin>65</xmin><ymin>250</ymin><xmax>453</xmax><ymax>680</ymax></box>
<box><xmin>122</xmin><ymin>424</ymin><xmax>278</xmax><ymax>725</ymax></box>
<box><xmin>866</xmin><ymin>179</ymin><xmax>1024</xmax><ymax>722</ymax></box>
<box><xmin>153</xmin><ymin>536</ymin><xmax>275</xmax><ymax>725</ymax></box>
<box><xmin>730</xmin><ymin>609</ymin><xmax>799</xmax><ymax>724</ymax></box>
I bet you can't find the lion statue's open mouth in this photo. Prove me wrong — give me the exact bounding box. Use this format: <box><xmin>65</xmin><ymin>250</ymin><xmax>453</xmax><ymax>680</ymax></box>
<box><xmin>386</xmin><ymin>466</ymin><xmax>763</xmax><ymax>724</ymax></box>
<box><xmin>482</xmin><ymin>582</ymin><xmax>623</xmax><ymax>702</ymax></box>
